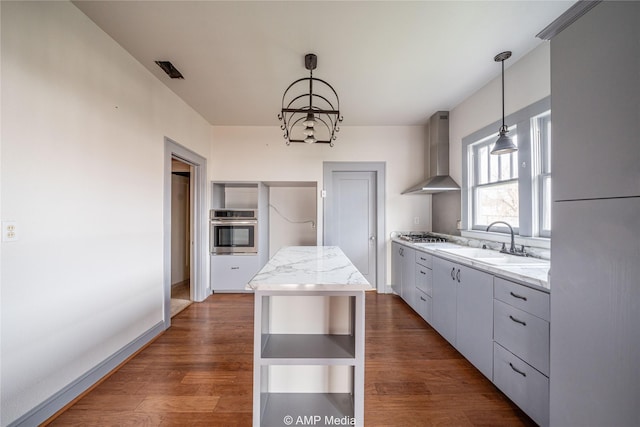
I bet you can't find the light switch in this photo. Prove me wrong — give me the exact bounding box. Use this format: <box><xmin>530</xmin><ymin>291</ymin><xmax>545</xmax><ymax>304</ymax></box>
<box><xmin>2</xmin><ymin>221</ymin><xmax>18</xmax><ymax>242</ymax></box>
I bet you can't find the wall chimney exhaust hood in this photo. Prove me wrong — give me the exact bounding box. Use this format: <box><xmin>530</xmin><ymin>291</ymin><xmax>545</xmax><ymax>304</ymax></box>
<box><xmin>403</xmin><ymin>111</ymin><xmax>460</xmax><ymax>194</ymax></box>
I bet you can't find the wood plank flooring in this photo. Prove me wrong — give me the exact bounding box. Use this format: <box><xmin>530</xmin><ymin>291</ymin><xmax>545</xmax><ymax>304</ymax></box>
<box><xmin>47</xmin><ymin>293</ymin><xmax>536</xmax><ymax>426</ymax></box>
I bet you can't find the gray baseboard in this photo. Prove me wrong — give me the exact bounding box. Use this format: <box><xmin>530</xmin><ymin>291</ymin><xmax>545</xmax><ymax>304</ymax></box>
<box><xmin>8</xmin><ymin>321</ymin><xmax>165</xmax><ymax>427</ymax></box>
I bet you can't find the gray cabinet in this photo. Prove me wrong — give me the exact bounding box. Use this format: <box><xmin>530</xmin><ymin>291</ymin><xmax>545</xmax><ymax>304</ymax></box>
<box><xmin>494</xmin><ymin>343</ymin><xmax>550</xmax><ymax>427</ymax></box>
<box><xmin>455</xmin><ymin>266</ymin><xmax>493</xmax><ymax>379</ymax></box>
<box><xmin>551</xmin><ymin>2</ymin><xmax>640</xmax><ymax>201</ymax></box>
<box><xmin>431</xmin><ymin>257</ymin><xmax>458</xmax><ymax>346</ymax></box>
<box><xmin>493</xmin><ymin>277</ymin><xmax>550</xmax><ymax>427</ymax></box>
<box><xmin>433</xmin><ymin>256</ymin><xmax>493</xmax><ymax>378</ymax></box>
<box><xmin>414</xmin><ymin>252</ymin><xmax>433</xmax><ymax>323</ymax></box>
<box><xmin>391</xmin><ymin>242</ymin><xmax>403</xmax><ymax>296</ymax></box>
<box><xmin>401</xmin><ymin>246</ymin><xmax>416</xmax><ymax>310</ymax></box>
<box><xmin>391</xmin><ymin>242</ymin><xmax>415</xmax><ymax>310</ymax></box>
<box><xmin>550</xmin><ymin>197</ymin><xmax>640</xmax><ymax>426</ymax></box>
<box><xmin>210</xmin><ymin>255</ymin><xmax>260</xmax><ymax>292</ymax></box>
<box><xmin>549</xmin><ymin>2</ymin><xmax>640</xmax><ymax>425</ymax></box>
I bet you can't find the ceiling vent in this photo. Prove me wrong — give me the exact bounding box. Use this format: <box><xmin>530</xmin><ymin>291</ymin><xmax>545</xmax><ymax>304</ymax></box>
<box><xmin>155</xmin><ymin>61</ymin><xmax>184</xmax><ymax>79</ymax></box>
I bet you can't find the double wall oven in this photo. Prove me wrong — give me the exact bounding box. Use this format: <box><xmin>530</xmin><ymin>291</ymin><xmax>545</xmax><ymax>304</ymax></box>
<box><xmin>210</xmin><ymin>209</ymin><xmax>258</xmax><ymax>254</ymax></box>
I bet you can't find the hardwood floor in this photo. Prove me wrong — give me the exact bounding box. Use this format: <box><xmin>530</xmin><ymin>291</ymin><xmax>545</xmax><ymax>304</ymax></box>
<box><xmin>47</xmin><ymin>293</ymin><xmax>535</xmax><ymax>426</ymax></box>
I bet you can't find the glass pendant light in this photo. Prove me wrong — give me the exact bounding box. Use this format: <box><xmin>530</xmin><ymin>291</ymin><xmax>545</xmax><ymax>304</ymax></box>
<box><xmin>491</xmin><ymin>51</ymin><xmax>518</xmax><ymax>155</ymax></box>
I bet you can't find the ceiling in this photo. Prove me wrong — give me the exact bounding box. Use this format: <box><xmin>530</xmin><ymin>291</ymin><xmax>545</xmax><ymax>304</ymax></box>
<box><xmin>73</xmin><ymin>1</ymin><xmax>572</xmax><ymax>127</ymax></box>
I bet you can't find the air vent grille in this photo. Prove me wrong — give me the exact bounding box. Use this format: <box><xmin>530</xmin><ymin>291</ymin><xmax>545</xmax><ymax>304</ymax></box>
<box><xmin>155</xmin><ymin>61</ymin><xmax>184</xmax><ymax>79</ymax></box>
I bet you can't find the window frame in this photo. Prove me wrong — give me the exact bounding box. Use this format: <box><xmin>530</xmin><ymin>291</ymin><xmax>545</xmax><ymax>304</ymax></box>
<box><xmin>462</xmin><ymin>96</ymin><xmax>551</xmax><ymax>239</ymax></box>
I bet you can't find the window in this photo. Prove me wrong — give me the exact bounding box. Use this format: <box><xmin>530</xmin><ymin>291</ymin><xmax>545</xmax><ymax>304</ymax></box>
<box><xmin>462</xmin><ymin>97</ymin><xmax>551</xmax><ymax>238</ymax></box>
<box><xmin>532</xmin><ymin>111</ymin><xmax>551</xmax><ymax>237</ymax></box>
<box><xmin>471</xmin><ymin>130</ymin><xmax>520</xmax><ymax>229</ymax></box>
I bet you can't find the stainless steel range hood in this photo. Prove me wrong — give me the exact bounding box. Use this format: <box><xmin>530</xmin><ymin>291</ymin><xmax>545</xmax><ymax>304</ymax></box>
<box><xmin>403</xmin><ymin>111</ymin><xmax>460</xmax><ymax>194</ymax></box>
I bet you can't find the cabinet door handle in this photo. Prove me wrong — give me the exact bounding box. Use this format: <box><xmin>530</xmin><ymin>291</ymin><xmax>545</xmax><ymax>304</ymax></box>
<box><xmin>509</xmin><ymin>362</ymin><xmax>527</xmax><ymax>377</ymax></box>
<box><xmin>451</xmin><ymin>267</ymin><xmax>456</xmax><ymax>280</ymax></box>
<box><xmin>510</xmin><ymin>291</ymin><xmax>528</xmax><ymax>301</ymax></box>
<box><xmin>456</xmin><ymin>269</ymin><xmax>461</xmax><ymax>283</ymax></box>
<box><xmin>509</xmin><ymin>315</ymin><xmax>527</xmax><ymax>326</ymax></box>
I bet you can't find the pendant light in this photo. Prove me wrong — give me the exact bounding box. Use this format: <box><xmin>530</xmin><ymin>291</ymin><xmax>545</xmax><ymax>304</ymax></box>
<box><xmin>278</xmin><ymin>54</ymin><xmax>342</xmax><ymax>146</ymax></box>
<box><xmin>491</xmin><ymin>51</ymin><xmax>517</xmax><ymax>155</ymax></box>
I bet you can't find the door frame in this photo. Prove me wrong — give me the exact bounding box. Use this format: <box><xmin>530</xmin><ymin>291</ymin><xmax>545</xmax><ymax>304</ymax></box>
<box><xmin>164</xmin><ymin>137</ymin><xmax>208</xmax><ymax>329</ymax></box>
<box><xmin>323</xmin><ymin>162</ymin><xmax>386</xmax><ymax>293</ymax></box>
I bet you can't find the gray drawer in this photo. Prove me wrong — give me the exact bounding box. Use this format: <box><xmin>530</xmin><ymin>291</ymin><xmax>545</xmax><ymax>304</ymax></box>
<box><xmin>494</xmin><ymin>277</ymin><xmax>550</xmax><ymax>321</ymax></box>
<box><xmin>415</xmin><ymin>288</ymin><xmax>432</xmax><ymax>324</ymax></box>
<box><xmin>415</xmin><ymin>251</ymin><xmax>432</xmax><ymax>268</ymax></box>
<box><xmin>494</xmin><ymin>343</ymin><xmax>549</xmax><ymax>427</ymax></box>
<box><xmin>494</xmin><ymin>299</ymin><xmax>550</xmax><ymax>376</ymax></box>
<box><xmin>415</xmin><ymin>264</ymin><xmax>432</xmax><ymax>296</ymax></box>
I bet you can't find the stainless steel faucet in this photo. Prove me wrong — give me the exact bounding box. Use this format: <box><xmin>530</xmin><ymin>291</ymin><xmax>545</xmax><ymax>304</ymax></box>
<box><xmin>486</xmin><ymin>221</ymin><xmax>526</xmax><ymax>256</ymax></box>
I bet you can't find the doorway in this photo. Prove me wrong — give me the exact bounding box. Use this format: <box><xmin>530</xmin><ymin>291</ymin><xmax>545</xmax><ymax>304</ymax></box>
<box><xmin>323</xmin><ymin>162</ymin><xmax>386</xmax><ymax>292</ymax></box>
<box><xmin>170</xmin><ymin>158</ymin><xmax>192</xmax><ymax>317</ymax></box>
<box><xmin>164</xmin><ymin>138</ymin><xmax>208</xmax><ymax>329</ymax></box>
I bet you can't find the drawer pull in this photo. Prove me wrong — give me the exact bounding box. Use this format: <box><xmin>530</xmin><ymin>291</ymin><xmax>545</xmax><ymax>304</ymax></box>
<box><xmin>420</xmin><ymin>296</ymin><xmax>427</xmax><ymax>302</ymax></box>
<box><xmin>509</xmin><ymin>362</ymin><xmax>527</xmax><ymax>377</ymax></box>
<box><xmin>509</xmin><ymin>315</ymin><xmax>527</xmax><ymax>326</ymax></box>
<box><xmin>509</xmin><ymin>291</ymin><xmax>528</xmax><ymax>301</ymax></box>
<box><xmin>420</xmin><ymin>270</ymin><xmax>426</xmax><ymax>275</ymax></box>
<box><xmin>231</xmin><ymin>266</ymin><xmax>240</xmax><ymax>270</ymax></box>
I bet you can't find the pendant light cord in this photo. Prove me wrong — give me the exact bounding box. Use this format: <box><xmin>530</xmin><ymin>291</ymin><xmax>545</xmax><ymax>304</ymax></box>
<box><xmin>501</xmin><ymin>59</ymin><xmax>505</xmax><ymax>130</ymax></box>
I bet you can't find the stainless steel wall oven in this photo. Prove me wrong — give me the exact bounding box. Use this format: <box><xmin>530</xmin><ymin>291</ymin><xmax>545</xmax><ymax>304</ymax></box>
<box><xmin>210</xmin><ymin>209</ymin><xmax>258</xmax><ymax>254</ymax></box>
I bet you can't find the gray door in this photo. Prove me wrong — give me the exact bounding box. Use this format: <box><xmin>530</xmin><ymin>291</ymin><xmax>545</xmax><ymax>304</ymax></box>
<box><xmin>325</xmin><ymin>171</ymin><xmax>377</xmax><ymax>285</ymax></box>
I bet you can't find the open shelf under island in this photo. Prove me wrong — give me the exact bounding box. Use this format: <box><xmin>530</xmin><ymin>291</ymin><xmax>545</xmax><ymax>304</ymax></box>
<box><xmin>247</xmin><ymin>246</ymin><xmax>372</xmax><ymax>427</ymax></box>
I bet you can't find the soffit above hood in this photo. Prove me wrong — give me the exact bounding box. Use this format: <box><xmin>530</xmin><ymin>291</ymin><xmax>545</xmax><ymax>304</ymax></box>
<box><xmin>403</xmin><ymin>111</ymin><xmax>460</xmax><ymax>194</ymax></box>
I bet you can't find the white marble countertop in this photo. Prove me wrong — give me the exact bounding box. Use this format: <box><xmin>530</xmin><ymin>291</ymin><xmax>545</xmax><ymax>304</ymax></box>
<box><xmin>392</xmin><ymin>237</ymin><xmax>550</xmax><ymax>293</ymax></box>
<box><xmin>247</xmin><ymin>246</ymin><xmax>372</xmax><ymax>291</ymax></box>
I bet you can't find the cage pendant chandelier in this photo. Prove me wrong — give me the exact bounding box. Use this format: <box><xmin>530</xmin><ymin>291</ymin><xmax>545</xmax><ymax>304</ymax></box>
<box><xmin>278</xmin><ymin>53</ymin><xmax>343</xmax><ymax>146</ymax></box>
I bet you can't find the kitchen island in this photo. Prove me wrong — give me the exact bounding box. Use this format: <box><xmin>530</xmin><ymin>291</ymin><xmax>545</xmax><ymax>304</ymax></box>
<box><xmin>248</xmin><ymin>246</ymin><xmax>371</xmax><ymax>427</ymax></box>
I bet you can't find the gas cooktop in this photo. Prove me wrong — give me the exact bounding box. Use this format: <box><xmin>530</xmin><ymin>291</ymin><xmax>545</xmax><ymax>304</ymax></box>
<box><xmin>396</xmin><ymin>232</ymin><xmax>449</xmax><ymax>243</ymax></box>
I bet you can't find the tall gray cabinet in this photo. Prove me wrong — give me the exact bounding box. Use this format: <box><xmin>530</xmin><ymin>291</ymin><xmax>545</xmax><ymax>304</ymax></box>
<box><xmin>548</xmin><ymin>2</ymin><xmax>640</xmax><ymax>426</ymax></box>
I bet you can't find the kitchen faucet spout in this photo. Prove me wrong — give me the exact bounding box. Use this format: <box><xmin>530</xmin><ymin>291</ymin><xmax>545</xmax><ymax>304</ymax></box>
<box><xmin>486</xmin><ymin>221</ymin><xmax>519</xmax><ymax>255</ymax></box>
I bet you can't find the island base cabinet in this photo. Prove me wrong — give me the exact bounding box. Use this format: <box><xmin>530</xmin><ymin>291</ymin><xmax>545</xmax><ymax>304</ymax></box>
<box><xmin>253</xmin><ymin>290</ymin><xmax>365</xmax><ymax>427</ymax></box>
<box><xmin>493</xmin><ymin>343</ymin><xmax>549</xmax><ymax>427</ymax></box>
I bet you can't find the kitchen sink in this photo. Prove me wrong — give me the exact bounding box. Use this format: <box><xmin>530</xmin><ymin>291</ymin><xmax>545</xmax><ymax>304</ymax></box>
<box><xmin>474</xmin><ymin>256</ymin><xmax>549</xmax><ymax>266</ymax></box>
<box><xmin>436</xmin><ymin>247</ymin><xmax>549</xmax><ymax>266</ymax></box>
<box><xmin>436</xmin><ymin>247</ymin><xmax>506</xmax><ymax>258</ymax></box>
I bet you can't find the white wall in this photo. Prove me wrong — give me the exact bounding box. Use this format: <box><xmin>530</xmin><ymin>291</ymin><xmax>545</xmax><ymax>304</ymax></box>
<box><xmin>210</xmin><ymin>125</ymin><xmax>432</xmax><ymax>285</ymax></box>
<box><xmin>0</xmin><ymin>2</ymin><xmax>211</xmax><ymax>425</ymax></box>
<box><xmin>268</xmin><ymin>186</ymin><xmax>317</xmax><ymax>257</ymax></box>
<box><xmin>449</xmin><ymin>43</ymin><xmax>551</xmax><ymax>184</ymax></box>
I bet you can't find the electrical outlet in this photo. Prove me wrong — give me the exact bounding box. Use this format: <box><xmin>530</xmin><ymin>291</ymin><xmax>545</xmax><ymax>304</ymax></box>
<box><xmin>2</xmin><ymin>221</ymin><xmax>18</xmax><ymax>242</ymax></box>
<box><xmin>413</xmin><ymin>217</ymin><xmax>420</xmax><ymax>225</ymax></box>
